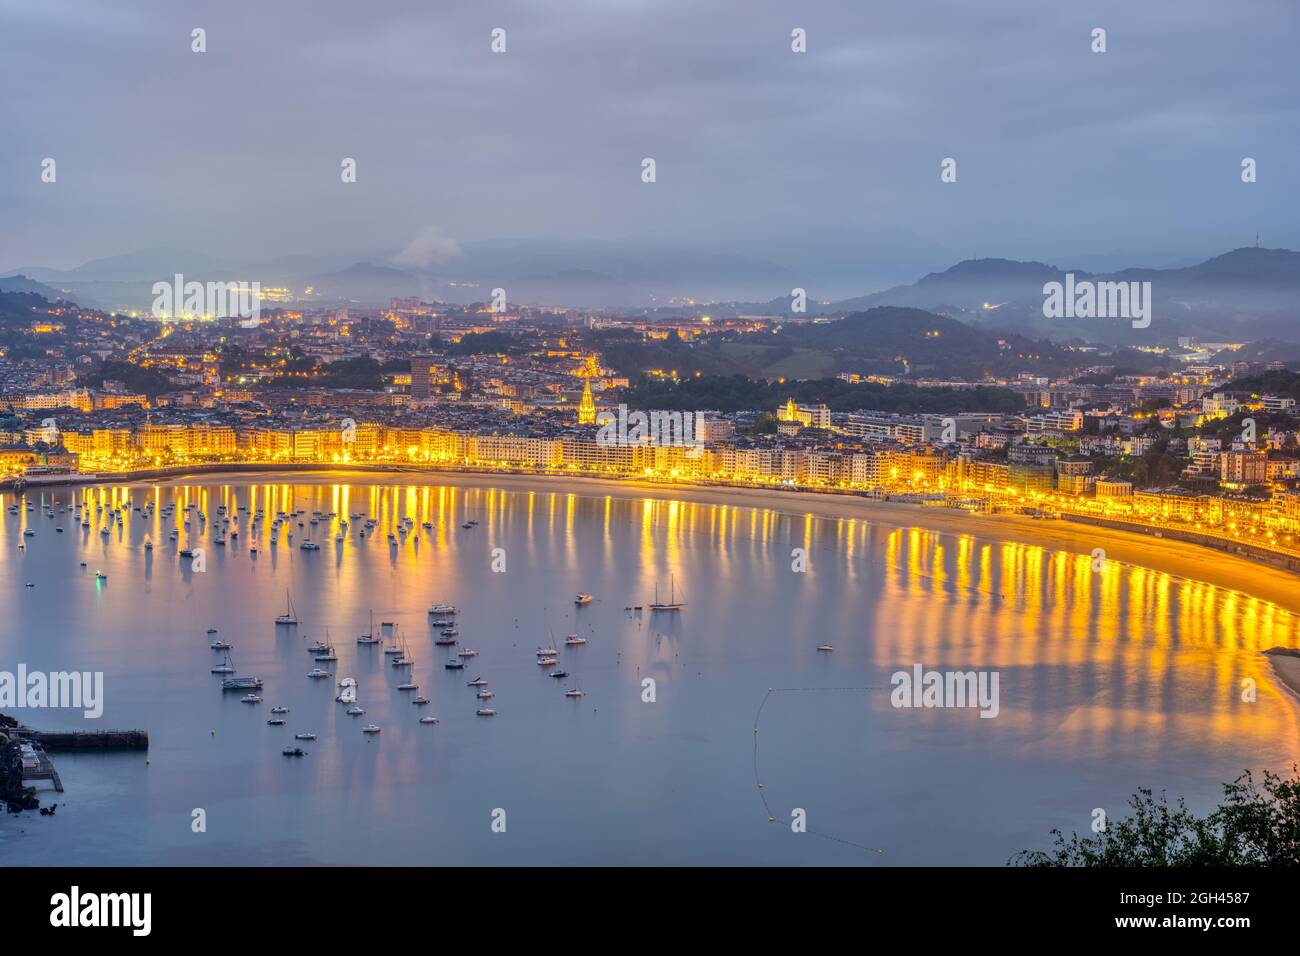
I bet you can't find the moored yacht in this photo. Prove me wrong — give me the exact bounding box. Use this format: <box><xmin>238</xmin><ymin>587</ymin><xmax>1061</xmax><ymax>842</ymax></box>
<box><xmin>276</xmin><ymin>591</ymin><xmax>298</xmax><ymax>626</ymax></box>
<box><xmin>649</xmin><ymin>577</ymin><xmax>686</xmax><ymax>612</ymax></box>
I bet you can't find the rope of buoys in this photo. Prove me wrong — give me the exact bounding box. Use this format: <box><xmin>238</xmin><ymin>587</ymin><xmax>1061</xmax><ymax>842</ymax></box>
<box><xmin>752</xmin><ymin>685</ymin><xmax>887</xmax><ymax>856</ymax></box>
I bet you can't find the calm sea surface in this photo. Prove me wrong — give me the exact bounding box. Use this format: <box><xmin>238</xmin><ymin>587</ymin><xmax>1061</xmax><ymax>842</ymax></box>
<box><xmin>2</xmin><ymin>475</ymin><xmax>1297</xmax><ymax>865</ymax></box>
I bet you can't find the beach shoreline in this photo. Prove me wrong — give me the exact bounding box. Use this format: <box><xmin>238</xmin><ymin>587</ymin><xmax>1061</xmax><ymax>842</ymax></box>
<box><xmin>1264</xmin><ymin>652</ymin><xmax>1300</xmax><ymax>703</ymax></box>
<box><xmin>24</xmin><ymin>461</ymin><xmax>1299</xmax><ymax>618</ymax></box>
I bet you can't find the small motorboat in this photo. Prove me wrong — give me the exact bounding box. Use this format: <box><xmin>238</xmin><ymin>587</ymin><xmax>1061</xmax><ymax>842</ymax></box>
<box><xmin>362</xmin><ymin>724</ymin><xmax>382</xmax><ymax>734</ymax></box>
<box><xmin>282</xmin><ymin>747</ymin><xmax>307</xmax><ymax>757</ymax></box>
<box><xmin>241</xmin><ymin>694</ymin><xmax>262</xmax><ymax>704</ymax></box>
<box><xmin>477</xmin><ymin>690</ymin><xmax>495</xmax><ymax>700</ymax></box>
<box><xmin>550</xmin><ymin>670</ymin><xmax>569</xmax><ymax>679</ymax></box>
<box><xmin>476</xmin><ymin>708</ymin><xmax>497</xmax><ymax>717</ymax></box>
<box><xmin>222</xmin><ymin>675</ymin><xmax>263</xmax><ymax>691</ymax></box>
<box><xmin>565</xmin><ymin>634</ymin><xmax>588</xmax><ymax>646</ymax></box>
<box><xmin>565</xmin><ymin>689</ymin><xmax>584</xmax><ymax>699</ymax></box>
<box><xmin>307</xmin><ymin>668</ymin><xmax>332</xmax><ymax>679</ymax></box>
<box><xmin>346</xmin><ymin>706</ymin><xmax>366</xmax><ymax>716</ymax></box>
<box><xmin>575</xmin><ymin>593</ymin><xmax>593</xmax><ymax>606</ymax></box>
<box><xmin>294</xmin><ymin>732</ymin><xmax>316</xmax><ymax>741</ymax></box>
<box><xmin>270</xmin><ymin>706</ymin><xmax>289</xmax><ymax>714</ymax></box>
<box><xmin>817</xmin><ymin>644</ymin><xmax>834</xmax><ymax>652</ymax></box>
<box><xmin>444</xmin><ymin>658</ymin><xmax>465</xmax><ymax>670</ymax></box>
<box><xmin>397</xmin><ymin>681</ymin><xmax>419</xmax><ymax>691</ymax></box>
<box><xmin>267</xmin><ymin>718</ymin><xmax>285</xmax><ymax>726</ymax></box>
<box><xmin>457</xmin><ymin>648</ymin><xmax>477</xmax><ymax>658</ymax></box>
<box><xmin>467</xmin><ymin>677</ymin><xmax>488</xmax><ymax>687</ymax></box>
<box><xmin>537</xmin><ymin>657</ymin><xmax>558</xmax><ymax>667</ymax></box>
<box><xmin>419</xmin><ymin>716</ymin><xmax>440</xmax><ymax>725</ymax></box>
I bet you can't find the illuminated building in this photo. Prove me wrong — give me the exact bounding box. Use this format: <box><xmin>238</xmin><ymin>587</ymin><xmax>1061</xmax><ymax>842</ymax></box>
<box><xmin>577</xmin><ymin>377</ymin><xmax>596</xmax><ymax>425</ymax></box>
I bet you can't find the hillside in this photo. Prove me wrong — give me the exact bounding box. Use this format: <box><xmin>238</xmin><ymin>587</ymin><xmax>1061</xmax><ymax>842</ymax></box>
<box><xmin>826</xmin><ymin>247</ymin><xmax>1300</xmax><ymax>345</ymax></box>
<box><xmin>594</xmin><ymin>306</ymin><xmax>1077</xmax><ymax>381</ymax></box>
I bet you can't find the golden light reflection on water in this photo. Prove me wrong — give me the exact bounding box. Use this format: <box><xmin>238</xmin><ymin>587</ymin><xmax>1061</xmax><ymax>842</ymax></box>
<box><xmin>8</xmin><ymin>478</ymin><xmax>1298</xmax><ymax>762</ymax></box>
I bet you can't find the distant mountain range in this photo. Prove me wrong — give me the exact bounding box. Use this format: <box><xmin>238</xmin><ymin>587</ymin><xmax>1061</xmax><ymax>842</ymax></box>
<box><xmin>3</xmin><ymin>244</ymin><xmax>1298</xmax><ymax>347</ymax></box>
<box><xmin>1</xmin><ymin>240</ymin><xmax>801</xmax><ymax>313</ymax></box>
<box><xmin>826</xmin><ymin>247</ymin><xmax>1300</xmax><ymax>344</ymax></box>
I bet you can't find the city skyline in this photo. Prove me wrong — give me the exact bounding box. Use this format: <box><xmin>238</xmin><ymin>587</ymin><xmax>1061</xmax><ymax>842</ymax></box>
<box><xmin>4</xmin><ymin>0</ymin><xmax>1299</xmax><ymax>918</ymax></box>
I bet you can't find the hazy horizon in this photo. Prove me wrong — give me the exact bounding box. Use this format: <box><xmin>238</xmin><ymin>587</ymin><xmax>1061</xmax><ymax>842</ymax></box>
<box><xmin>4</xmin><ymin>0</ymin><xmax>1298</xmax><ymax>299</ymax></box>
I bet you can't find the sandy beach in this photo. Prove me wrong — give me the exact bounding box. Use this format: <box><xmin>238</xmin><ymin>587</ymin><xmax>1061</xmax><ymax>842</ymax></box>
<box><xmin>1265</xmin><ymin>652</ymin><xmax>1300</xmax><ymax>702</ymax></box>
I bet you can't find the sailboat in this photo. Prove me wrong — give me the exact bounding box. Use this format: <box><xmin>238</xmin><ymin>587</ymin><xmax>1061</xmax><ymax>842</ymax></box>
<box><xmin>358</xmin><ymin>610</ymin><xmax>379</xmax><ymax>645</ymax></box>
<box><xmin>649</xmin><ymin>577</ymin><xmax>686</xmax><ymax>612</ymax></box>
<box><xmin>210</xmin><ymin>649</ymin><xmax>236</xmax><ymax>674</ymax></box>
<box><xmin>314</xmin><ymin>628</ymin><xmax>338</xmax><ymax>662</ymax></box>
<box><xmin>276</xmin><ymin>591</ymin><xmax>298</xmax><ymax>626</ymax></box>
<box><xmin>383</xmin><ymin>622</ymin><xmax>404</xmax><ymax>656</ymax></box>
<box><xmin>391</xmin><ymin>628</ymin><xmax>414</xmax><ymax>668</ymax></box>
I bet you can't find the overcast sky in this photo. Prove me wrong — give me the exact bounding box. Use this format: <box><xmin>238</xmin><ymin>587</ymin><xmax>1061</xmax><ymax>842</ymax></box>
<box><xmin>2</xmin><ymin>0</ymin><xmax>1297</xmax><ymax>283</ymax></box>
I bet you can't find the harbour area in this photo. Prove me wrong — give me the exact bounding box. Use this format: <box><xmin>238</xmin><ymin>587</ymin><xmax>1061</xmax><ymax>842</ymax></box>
<box><xmin>1</xmin><ymin>713</ymin><xmax>148</xmax><ymax>812</ymax></box>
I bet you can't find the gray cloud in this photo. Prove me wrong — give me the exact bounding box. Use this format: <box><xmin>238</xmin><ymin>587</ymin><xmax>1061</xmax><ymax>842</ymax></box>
<box><xmin>2</xmin><ymin>0</ymin><xmax>1297</xmax><ymax>294</ymax></box>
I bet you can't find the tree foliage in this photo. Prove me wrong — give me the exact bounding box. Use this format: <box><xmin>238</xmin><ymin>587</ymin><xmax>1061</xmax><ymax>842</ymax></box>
<box><xmin>1011</xmin><ymin>767</ymin><xmax>1300</xmax><ymax>866</ymax></box>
